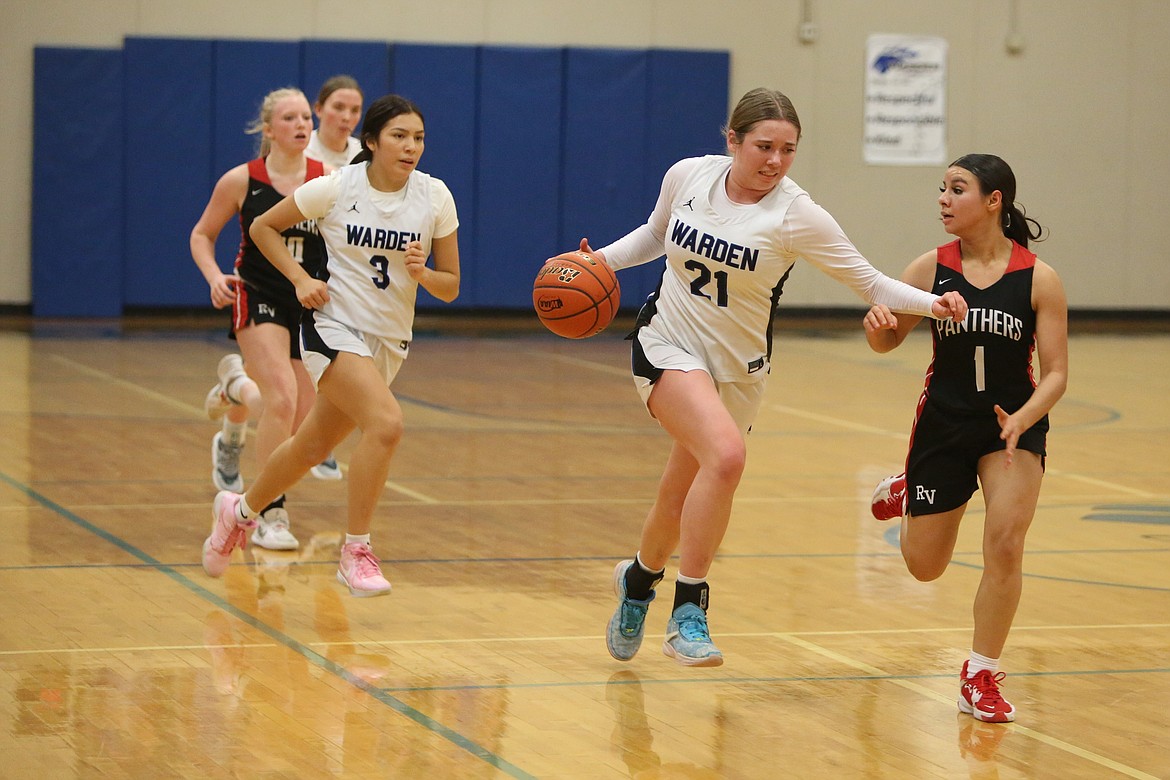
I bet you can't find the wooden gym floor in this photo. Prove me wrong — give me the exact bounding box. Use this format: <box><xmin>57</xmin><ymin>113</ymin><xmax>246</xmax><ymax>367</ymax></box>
<box><xmin>0</xmin><ymin>314</ymin><xmax>1166</xmax><ymax>779</ymax></box>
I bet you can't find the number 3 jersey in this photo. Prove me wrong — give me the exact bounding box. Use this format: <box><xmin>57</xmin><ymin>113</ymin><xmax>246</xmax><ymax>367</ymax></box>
<box><xmin>235</xmin><ymin>157</ymin><xmax>326</xmax><ymax>298</ymax></box>
<box><xmin>925</xmin><ymin>239</ymin><xmax>1041</xmax><ymax>418</ymax></box>
<box><xmin>294</xmin><ymin>163</ymin><xmax>458</xmax><ymax>341</ymax></box>
<box><xmin>600</xmin><ymin>155</ymin><xmax>940</xmax><ymax>384</ymax></box>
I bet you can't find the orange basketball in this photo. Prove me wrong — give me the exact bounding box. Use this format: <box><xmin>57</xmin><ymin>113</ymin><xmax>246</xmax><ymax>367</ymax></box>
<box><xmin>533</xmin><ymin>250</ymin><xmax>621</xmax><ymax>339</ymax></box>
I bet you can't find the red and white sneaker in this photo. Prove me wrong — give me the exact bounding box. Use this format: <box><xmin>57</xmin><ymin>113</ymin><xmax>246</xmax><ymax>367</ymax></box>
<box><xmin>871</xmin><ymin>473</ymin><xmax>907</xmax><ymax>521</ymax></box>
<box><xmin>202</xmin><ymin>491</ymin><xmax>256</xmax><ymax>577</ymax></box>
<box><xmin>337</xmin><ymin>542</ymin><xmax>392</xmax><ymax>597</ymax></box>
<box><xmin>958</xmin><ymin>660</ymin><xmax>1016</xmax><ymax>723</ymax></box>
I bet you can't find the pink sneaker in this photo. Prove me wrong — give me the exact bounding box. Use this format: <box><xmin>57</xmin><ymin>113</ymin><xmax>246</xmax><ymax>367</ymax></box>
<box><xmin>871</xmin><ymin>473</ymin><xmax>907</xmax><ymax>521</ymax></box>
<box><xmin>336</xmin><ymin>542</ymin><xmax>392</xmax><ymax>597</ymax></box>
<box><xmin>202</xmin><ymin>491</ymin><xmax>256</xmax><ymax>577</ymax></box>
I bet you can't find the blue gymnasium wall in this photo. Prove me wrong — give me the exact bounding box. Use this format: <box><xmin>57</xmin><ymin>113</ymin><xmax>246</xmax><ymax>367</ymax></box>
<box><xmin>32</xmin><ymin>39</ymin><xmax>728</xmax><ymax>316</ymax></box>
<box><xmin>32</xmin><ymin>48</ymin><xmax>124</xmax><ymax>317</ymax></box>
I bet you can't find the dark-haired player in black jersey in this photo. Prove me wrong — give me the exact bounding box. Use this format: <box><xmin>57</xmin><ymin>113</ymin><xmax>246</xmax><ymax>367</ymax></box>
<box><xmin>864</xmin><ymin>154</ymin><xmax>1068</xmax><ymax>723</ymax></box>
<box><xmin>190</xmin><ymin>87</ymin><xmax>329</xmax><ymax>552</ymax></box>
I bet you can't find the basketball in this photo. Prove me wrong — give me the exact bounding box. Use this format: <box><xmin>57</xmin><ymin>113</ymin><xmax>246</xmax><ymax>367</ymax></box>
<box><xmin>532</xmin><ymin>250</ymin><xmax>620</xmax><ymax>339</ymax></box>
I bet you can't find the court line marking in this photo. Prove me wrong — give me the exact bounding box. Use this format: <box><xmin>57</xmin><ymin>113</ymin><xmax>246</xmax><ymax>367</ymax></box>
<box><xmin>47</xmin><ymin>354</ymin><xmax>207</xmax><ymax>417</ymax></box>
<box><xmin>384</xmin><ymin>480</ymin><xmax>440</xmax><ymax>504</ymax></box>
<box><xmin>33</xmin><ymin>340</ymin><xmax>1168</xmax><ymax>772</ymax></box>
<box><xmin>531</xmin><ymin>349</ymin><xmax>1164</xmax><ymax>500</ymax></box>
<box><xmin>776</xmin><ymin>634</ymin><xmax>1161</xmax><ymax>780</ymax></box>
<box><xmin>0</xmin><ymin>469</ymin><xmax>535</xmax><ymax>780</ymax></box>
<box><xmin>41</xmin><ymin>347</ymin><xmax>1169</xmax><ymax>505</ymax></box>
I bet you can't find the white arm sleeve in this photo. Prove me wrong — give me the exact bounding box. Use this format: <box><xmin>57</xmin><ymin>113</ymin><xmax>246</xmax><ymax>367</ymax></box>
<box><xmin>430</xmin><ymin>178</ymin><xmax>459</xmax><ymax>238</ymax></box>
<box><xmin>597</xmin><ymin>158</ymin><xmax>701</xmax><ymax>271</ymax></box>
<box><xmin>293</xmin><ymin>170</ymin><xmax>343</xmax><ymax>219</ymax></box>
<box><xmin>786</xmin><ymin>197</ymin><xmax>940</xmax><ymax>318</ymax></box>
<box><xmin>597</xmin><ymin>225</ymin><xmax>663</xmax><ymax>271</ymax></box>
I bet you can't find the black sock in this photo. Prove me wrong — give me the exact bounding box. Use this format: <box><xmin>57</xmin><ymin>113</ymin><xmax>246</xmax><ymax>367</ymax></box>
<box><xmin>624</xmin><ymin>555</ymin><xmax>664</xmax><ymax>601</ymax></box>
<box><xmin>261</xmin><ymin>494</ymin><xmax>286</xmax><ymax>515</ymax></box>
<box><xmin>673</xmin><ymin>580</ymin><xmax>709</xmax><ymax>612</ymax></box>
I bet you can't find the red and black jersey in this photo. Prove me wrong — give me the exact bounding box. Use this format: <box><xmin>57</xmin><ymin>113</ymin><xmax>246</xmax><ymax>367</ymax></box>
<box><xmin>234</xmin><ymin>157</ymin><xmax>326</xmax><ymax>296</ymax></box>
<box><xmin>923</xmin><ymin>239</ymin><xmax>1041</xmax><ymax>418</ymax></box>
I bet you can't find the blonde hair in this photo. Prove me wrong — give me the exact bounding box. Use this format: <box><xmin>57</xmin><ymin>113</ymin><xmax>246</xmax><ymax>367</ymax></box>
<box><xmin>244</xmin><ymin>87</ymin><xmax>307</xmax><ymax>157</ymax></box>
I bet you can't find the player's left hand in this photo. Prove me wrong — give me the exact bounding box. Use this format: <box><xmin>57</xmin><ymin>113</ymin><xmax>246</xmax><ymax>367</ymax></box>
<box><xmin>931</xmin><ymin>290</ymin><xmax>968</xmax><ymax>322</ymax></box>
<box><xmin>993</xmin><ymin>404</ymin><xmax>1021</xmax><ymax>467</ymax></box>
<box><xmin>404</xmin><ymin>240</ymin><xmax>427</xmax><ymax>281</ymax></box>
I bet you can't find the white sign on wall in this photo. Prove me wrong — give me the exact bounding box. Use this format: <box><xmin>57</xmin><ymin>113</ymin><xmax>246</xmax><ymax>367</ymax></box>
<box><xmin>864</xmin><ymin>35</ymin><xmax>948</xmax><ymax>166</ymax></box>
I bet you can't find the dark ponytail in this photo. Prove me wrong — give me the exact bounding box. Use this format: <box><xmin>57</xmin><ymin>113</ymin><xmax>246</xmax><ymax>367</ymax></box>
<box><xmin>950</xmin><ymin>153</ymin><xmax>1046</xmax><ymax>248</ymax></box>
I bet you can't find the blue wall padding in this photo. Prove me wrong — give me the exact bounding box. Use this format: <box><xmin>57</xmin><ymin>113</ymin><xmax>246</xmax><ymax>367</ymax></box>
<box><xmin>300</xmin><ymin>40</ymin><xmax>393</xmax><ymax>111</ymax></box>
<box><xmin>610</xmin><ymin>49</ymin><xmax>730</xmax><ymax>310</ymax></box>
<box><xmin>560</xmin><ymin>48</ymin><xmax>656</xmax><ymax>311</ymax></box>
<box><xmin>647</xmin><ymin>49</ymin><xmax>730</xmax><ymax>182</ymax></box>
<box><xmin>122</xmin><ymin>37</ymin><xmax>216</xmax><ymax>307</ymax></box>
<box><xmin>390</xmin><ymin>44</ymin><xmax>479</xmax><ymax>309</ymax></box>
<box><xmin>211</xmin><ymin>40</ymin><xmax>303</xmax><ymax>270</ymax></box>
<box><xmin>32</xmin><ymin>38</ymin><xmax>728</xmax><ymax>315</ymax></box>
<box><xmin>31</xmin><ymin>48</ymin><xmax>124</xmax><ymax>317</ymax></box>
<box><xmin>474</xmin><ymin>46</ymin><xmax>564</xmax><ymax>308</ymax></box>
<box><xmin>212</xmin><ymin>40</ymin><xmax>302</xmax><ymax>174</ymax></box>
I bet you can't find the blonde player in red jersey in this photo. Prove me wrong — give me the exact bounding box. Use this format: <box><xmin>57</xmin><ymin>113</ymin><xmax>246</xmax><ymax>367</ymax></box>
<box><xmin>191</xmin><ymin>87</ymin><xmax>327</xmax><ymax>551</ymax></box>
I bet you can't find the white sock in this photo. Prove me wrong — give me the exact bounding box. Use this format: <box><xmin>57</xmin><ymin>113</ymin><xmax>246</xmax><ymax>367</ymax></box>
<box><xmin>967</xmin><ymin>650</ymin><xmax>999</xmax><ymax>676</ymax></box>
<box><xmin>222</xmin><ymin>420</ymin><xmax>246</xmax><ymax>447</ymax></box>
<box><xmin>346</xmin><ymin>533</ymin><xmax>371</xmax><ymax>547</ymax></box>
<box><xmin>676</xmin><ymin>572</ymin><xmax>706</xmax><ymax>585</ymax></box>
<box><xmin>238</xmin><ymin>495</ymin><xmax>255</xmax><ymax>520</ymax></box>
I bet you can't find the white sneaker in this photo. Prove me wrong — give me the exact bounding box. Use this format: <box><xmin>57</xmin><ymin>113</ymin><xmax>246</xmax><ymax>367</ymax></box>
<box><xmin>250</xmin><ymin>507</ymin><xmax>300</xmax><ymax>550</ymax></box>
<box><xmin>310</xmin><ymin>455</ymin><xmax>343</xmax><ymax>481</ymax></box>
<box><xmin>211</xmin><ymin>432</ymin><xmax>243</xmax><ymax>492</ymax></box>
<box><xmin>204</xmin><ymin>383</ymin><xmax>232</xmax><ymax>420</ymax></box>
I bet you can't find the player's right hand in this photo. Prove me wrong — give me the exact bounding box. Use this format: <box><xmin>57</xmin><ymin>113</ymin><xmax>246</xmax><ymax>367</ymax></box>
<box><xmin>296</xmin><ymin>278</ymin><xmax>330</xmax><ymax>310</ymax></box>
<box><xmin>209</xmin><ymin>273</ymin><xmax>242</xmax><ymax>309</ymax></box>
<box><xmin>863</xmin><ymin>304</ymin><xmax>898</xmax><ymax>334</ymax></box>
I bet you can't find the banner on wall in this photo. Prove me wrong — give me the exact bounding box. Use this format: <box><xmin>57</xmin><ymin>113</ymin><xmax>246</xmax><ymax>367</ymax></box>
<box><xmin>864</xmin><ymin>34</ymin><xmax>947</xmax><ymax>166</ymax></box>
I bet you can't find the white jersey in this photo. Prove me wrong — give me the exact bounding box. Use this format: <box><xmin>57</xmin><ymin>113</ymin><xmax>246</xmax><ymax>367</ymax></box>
<box><xmin>294</xmin><ymin>164</ymin><xmax>458</xmax><ymax>341</ymax></box>
<box><xmin>600</xmin><ymin>155</ymin><xmax>940</xmax><ymax>383</ymax></box>
<box><xmin>306</xmin><ymin>129</ymin><xmax>363</xmax><ymax>168</ymax></box>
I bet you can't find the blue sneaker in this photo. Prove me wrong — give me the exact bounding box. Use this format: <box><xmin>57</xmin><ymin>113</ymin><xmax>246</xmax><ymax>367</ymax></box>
<box><xmin>662</xmin><ymin>603</ymin><xmax>723</xmax><ymax>667</ymax></box>
<box><xmin>606</xmin><ymin>560</ymin><xmax>656</xmax><ymax>661</ymax></box>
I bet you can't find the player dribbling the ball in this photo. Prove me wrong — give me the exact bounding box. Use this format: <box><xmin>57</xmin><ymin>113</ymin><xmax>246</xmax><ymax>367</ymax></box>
<box><xmin>578</xmin><ymin>87</ymin><xmax>968</xmax><ymax>667</ymax></box>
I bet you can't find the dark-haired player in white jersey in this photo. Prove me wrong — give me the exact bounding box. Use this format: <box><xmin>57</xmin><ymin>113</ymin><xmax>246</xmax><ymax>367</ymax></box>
<box><xmin>865</xmin><ymin>154</ymin><xmax>1068</xmax><ymax>722</ymax></box>
<box><xmin>201</xmin><ymin>95</ymin><xmax>460</xmax><ymax>598</ymax></box>
<box><xmin>191</xmin><ymin>87</ymin><xmax>328</xmax><ymax>551</ymax></box>
<box><xmin>579</xmin><ymin>88</ymin><xmax>968</xmax><ymax>668</ymax></box>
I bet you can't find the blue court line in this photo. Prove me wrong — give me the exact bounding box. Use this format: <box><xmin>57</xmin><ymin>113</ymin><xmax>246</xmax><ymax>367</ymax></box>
<box><xmin>881</xmin><ymin>524</ymin><xmax>1170</xmax><ymax>592</ymax></box>
<box><xmin>0</xmin><ymin>470</ymin><xmax>536</xmax><ymax>780</ymax></box>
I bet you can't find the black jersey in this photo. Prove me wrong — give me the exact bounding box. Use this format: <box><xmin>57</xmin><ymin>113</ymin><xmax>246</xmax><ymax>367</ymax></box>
<box><xmin>234</xmin><ymin>157</ymin><xmax>326</xmax><ymax>297</ymax></box>
<box><xmin>924</xmin><ymin>240</ymin><xmax>1043</xmax><ymax>421</ymax></box>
